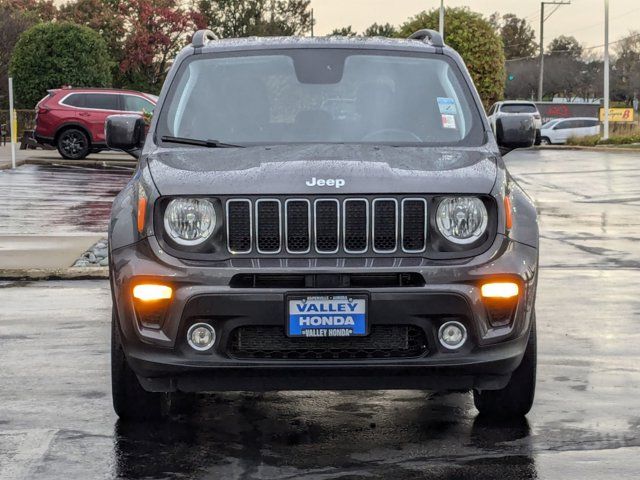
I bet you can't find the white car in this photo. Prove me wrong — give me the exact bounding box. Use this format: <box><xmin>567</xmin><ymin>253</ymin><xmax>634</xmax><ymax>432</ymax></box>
<box><xmin>487</xmin><ymin>101</ymin><xmax>542</xmax><ymax>144</ymax></box>
<box><xmin>539</xmin><ymin>117</ymin><xmax>600</xmax><ymax>145</ymax></box>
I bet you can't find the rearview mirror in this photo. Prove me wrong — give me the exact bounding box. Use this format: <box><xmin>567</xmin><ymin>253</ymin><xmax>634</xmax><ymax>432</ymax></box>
<box><xmin>495</xmin><ymin>115</ymin><xmax>536</xmax><ymax>155</ymax></box>
<box><xmin>105</xmin><ymin>114</ymin><xmax>146</xmax><ymax>159</ymax></box>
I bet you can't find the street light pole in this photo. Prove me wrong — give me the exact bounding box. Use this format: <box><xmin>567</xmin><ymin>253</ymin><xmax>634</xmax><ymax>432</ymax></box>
<box><xmin>538</xmin><ymin>1</ymin><xmax>571</xmax><ymax>102</ymax></box>
<box><xmin>603</xmin><ymin>0</ymin><xmax>610</xmax><ymax>140</ymax></box>
<box><xmin>439</xmin><ymin>0</ymin><xmax>444</xmax><ymax>37</ymax></box>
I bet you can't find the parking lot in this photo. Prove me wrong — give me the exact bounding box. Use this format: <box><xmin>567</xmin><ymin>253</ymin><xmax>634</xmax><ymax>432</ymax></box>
<box><xmin>1</xmin><ymin>148</ymin><xmax>639</xmax><ymax>479</ymax></box>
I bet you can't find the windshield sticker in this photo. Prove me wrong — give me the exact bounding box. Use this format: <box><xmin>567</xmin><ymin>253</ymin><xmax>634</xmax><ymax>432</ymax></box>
<box><xmin>437</xmin><ymin>97</ymin><xmax>457</xmax><ymax>115</ymax></box>
<box><xmin>441</xmin><ymin>114</ymin><xmax>457</xmax><ymax>129</ymax></box>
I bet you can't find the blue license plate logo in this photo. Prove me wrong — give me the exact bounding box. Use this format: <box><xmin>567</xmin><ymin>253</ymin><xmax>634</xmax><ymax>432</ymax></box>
<box><xmin>288</xmin><ymin>295</ymin><xmax>367</xmax><ymax>337</ymax></box>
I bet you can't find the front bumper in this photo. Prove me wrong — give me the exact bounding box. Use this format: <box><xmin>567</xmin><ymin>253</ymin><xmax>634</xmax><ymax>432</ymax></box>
<box><xmin>111</xmin><ymin>234</ymin><xmax>538</xmax><ymax>392</ymax></box>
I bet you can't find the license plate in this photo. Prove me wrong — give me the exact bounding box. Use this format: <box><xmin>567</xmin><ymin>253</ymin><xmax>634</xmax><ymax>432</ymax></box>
<box><xmin>287</xmin><ymin>295</ymin><xmax>367</xmax><ymax>338</ymax></box>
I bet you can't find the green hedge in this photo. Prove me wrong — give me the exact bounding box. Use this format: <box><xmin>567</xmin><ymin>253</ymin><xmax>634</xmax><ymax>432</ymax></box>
<box><xmin>9</xmin><ymin>22</ymin><xmax>113</xmax><ymax>108</ymax></box>
<box><xmin>566</xmin><ymin>134</ymin><xmax>640</xmax><ymax>146</ymax></box>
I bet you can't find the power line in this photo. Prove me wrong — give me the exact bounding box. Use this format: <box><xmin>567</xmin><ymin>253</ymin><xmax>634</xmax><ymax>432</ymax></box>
<box><xmin>505</xmin><ymin>31</ymin><xmax>640</xmax><ymax>62</ymax></box>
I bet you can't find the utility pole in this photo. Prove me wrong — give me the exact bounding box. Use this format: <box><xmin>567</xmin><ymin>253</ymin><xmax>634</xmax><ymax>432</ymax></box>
<box><xmin>603</xmin><ymin>0</ymin><xmax>610</xmax><ymax>140</ymax></box>
<box><xmin>538</xmin><ymin>1</ymin><xmax>571</xmax><ymax>102</ymax></box>
<box><xmin>439</xmin><ymin>0</ymin><xmax>444</xmax><ymax>37</ymax></box>
<box><xmin>8</xmin><ymin>77</ymin><xmax>16</xmax><ymax>169</ymax></box>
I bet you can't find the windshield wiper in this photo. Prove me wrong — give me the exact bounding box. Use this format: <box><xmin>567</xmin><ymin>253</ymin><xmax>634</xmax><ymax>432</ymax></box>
<box><xmin>160</xmin><ymin>135</ymin><xmax>244</xmax><ymax>148</ymax></box>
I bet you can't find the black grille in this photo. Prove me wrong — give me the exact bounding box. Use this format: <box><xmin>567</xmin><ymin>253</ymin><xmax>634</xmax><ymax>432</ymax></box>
<box><xmin>286</xmin><ymin>200</ymin><xmax>310</xmax><ymax>252</ymax></box>
<box><xmin>227</xmin><ymin>200</ymin><xmax>252</xmax><ymax>253</ymax></box>
<box><xmin>373</xmin><ymin>200</ymin><xmax>397</xmax><ymax>252</ymax></box>
<box><xmin>344</xmin><ymin>200</ymin><xmax>368</xmax><ymax>252</ymax></box>
<box><xmin>225</xmin><ymin>197</ymin><xmax>429</xmax><ymax>255</ymax></box>
<box><xmin>256</xmin><ymin>201</ymin><xmax>281</xmax><ymax>252</ymax></box>
<box><xmin>315</xmin><ymin>200</ymin><xmax>339</xmax><ymax>252</ymax></box>
<box><xmin>402</xmin><ymin>199</ymin><xmax>427</xmax><ymax>252</ymax></box>
<box><xmin>228</xmin><ymin>325</ymin><xmax>428</xmax><ymax>360</ymax></box>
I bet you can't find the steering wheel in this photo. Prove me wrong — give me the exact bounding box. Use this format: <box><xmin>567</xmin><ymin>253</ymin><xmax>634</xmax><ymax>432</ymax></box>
<box><xmin>361</xmin><ymin>128</ymin><xmax>423</xmax><ymax>142</ymax></box>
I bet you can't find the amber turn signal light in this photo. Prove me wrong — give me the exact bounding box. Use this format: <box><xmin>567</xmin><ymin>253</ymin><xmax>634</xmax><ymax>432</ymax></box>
<box><xmin>133</xmin><ymin>284</ymin><xmax>173</xmax><ymax>302</ymax></box>
<box><xmin>481</xmin><ymin>282</ymin><xmax>519</xmax><ymax>299</ymax></box>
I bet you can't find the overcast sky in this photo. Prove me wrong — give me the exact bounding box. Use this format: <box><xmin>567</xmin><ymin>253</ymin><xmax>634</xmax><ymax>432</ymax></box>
<box><xmin>312</xmin><ymin>0</ymin><xmax>640</xmax><ymax>53</ymax></box>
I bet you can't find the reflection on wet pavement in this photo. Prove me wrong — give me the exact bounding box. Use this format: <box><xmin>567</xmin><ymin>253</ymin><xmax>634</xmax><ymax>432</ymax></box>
<box><xmin>0</xmin><ymin>150</ymin><xmax>639</xmax><ymax>479</ymax></box>
<box><xmin>0</xmin><ymin>165</ymin><xmax>131</xmax><ymax>236</ymax></box>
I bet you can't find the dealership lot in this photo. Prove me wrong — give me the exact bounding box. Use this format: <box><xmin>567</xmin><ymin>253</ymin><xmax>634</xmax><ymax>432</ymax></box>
<box><xmin>0</xmin><ymin>149</ymin><xmax>639</xmax><ymax>479</ymax></box>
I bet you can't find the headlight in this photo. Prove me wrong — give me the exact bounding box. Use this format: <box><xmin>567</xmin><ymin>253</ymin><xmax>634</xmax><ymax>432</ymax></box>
<box><xmin>164</xmin><ymin>198</ymin><xmax>216</xmax><ymax>246</ymax></box>
<box><xmin>436</xmin><ymin>196</ymin><xmax>488</xmax><ymax>244</ymax></box>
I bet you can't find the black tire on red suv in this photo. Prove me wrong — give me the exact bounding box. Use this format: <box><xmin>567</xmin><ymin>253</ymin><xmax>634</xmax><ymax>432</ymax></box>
<box><xmin>57</xmin><ymin>128</ymin><xmax>90</xmax><ymax>160</ymax></box>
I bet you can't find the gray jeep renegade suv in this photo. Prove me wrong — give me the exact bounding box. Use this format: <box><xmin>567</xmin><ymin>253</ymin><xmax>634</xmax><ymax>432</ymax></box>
<box><xmin>106</xmin><ymin>29</ymin><xmax>538</xmax><ymax>420</ymax></box>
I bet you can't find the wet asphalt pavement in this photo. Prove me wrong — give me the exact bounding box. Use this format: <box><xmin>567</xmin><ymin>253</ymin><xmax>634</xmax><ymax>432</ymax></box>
<box><xmin>1</xmin><ymin>149</ymin><xmax>640</xmax><ymax>479</ymax></box>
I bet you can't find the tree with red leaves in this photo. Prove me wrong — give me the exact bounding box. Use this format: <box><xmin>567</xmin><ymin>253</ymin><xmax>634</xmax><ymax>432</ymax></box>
<box><xmin>118</xmin><ymin>0</ymin><xmax>200</xmax><ymax>93</ymax></box>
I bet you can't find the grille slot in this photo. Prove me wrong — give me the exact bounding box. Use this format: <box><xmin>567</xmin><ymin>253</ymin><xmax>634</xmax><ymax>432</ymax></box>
<box><xmin>256</xmin><ymin>200</ymin><xmax>281</xmax><ymax>253</ymax></box>
<box><xmin>343</xmin><ymin>199</ymin><xmax>369</xmax><ymax>253</ymax></box>
<box><xmin>373</xmin><ymin>199</ymin><xmax>398</xmax><ymax>252</ymax></box>
<box><xmin>314</xmin><ymin>199</ymin><xmax>339</xmax><ymax>253</ymax></box>
<box><xmin>228</xmin><ymin>325</ymin><xmax>428</xmax><ymax>360</ymax></box>
<box><xmin>226</xmin><ymin>200</ymin><xmax>252</xmax><ymax>253</ymax></box>
<box><xmin>285</xmin><ymin>199</ymin><xmax>311</xmax><ymax>253</ymax></box>
<box><xmin>401</xmin><ymin>199</ymin><xmax>428</xmax><ymax>252</ymax></box>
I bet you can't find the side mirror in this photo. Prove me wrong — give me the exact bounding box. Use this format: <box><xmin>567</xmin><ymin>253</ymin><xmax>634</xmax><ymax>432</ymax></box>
<box><xmin>105</xmin><ymin>114</ymin><xmax>146</xmax><ymax>159</ymax></box>
<box><xmin>495</xmin><ymin>115</ymin><xmax>536</xmax><ymax>155</ymax></box>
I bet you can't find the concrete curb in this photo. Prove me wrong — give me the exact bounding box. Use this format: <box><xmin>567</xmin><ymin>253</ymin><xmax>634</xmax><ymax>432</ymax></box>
<box><xmin>24</xmin><ymin>158</ymin><xmax>136</xmax><ymax>169</ymax></box>
<box><xmin>0</xmin><ymin>159</ymin><xmax>26</xmax><ymax>170</ymax></box>
<box><xmin>536</xmin><ymin>145</ymin><xmax>640</xmax><ymax>154</ymax></box>
<box><xmin>0</xmin><ymin>267</ymin><xmax>109</xmax><ymax>280</ymax></box>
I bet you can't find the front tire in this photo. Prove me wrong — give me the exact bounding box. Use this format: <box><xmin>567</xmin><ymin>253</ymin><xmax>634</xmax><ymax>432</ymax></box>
<box><xmin>57</xmin><ymin>128</ymin><xmax>90</xmax><ymax>159</ymax></box>
<box><xmin>473</xmin><ymin>313</ymin><xmax>537</xmax><ymax>417</ymax></box>
<box><xmin>111</xmin><ymin>308</ymin><xmax>168</xmax><ymax>420</ymax></box>
<box><xmin>540</xmin><ymin>137</ymin><xmax>551</xmax><ymax>145</ymax></box>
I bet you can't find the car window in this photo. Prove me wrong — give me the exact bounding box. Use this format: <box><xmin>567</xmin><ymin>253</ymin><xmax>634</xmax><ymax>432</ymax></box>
<box><xmin>555</xmin><ymin>120</ymin><xmax>580</xmax><ymax>129</ymax></box>
<box><xmin>158</xmin><ymin>49</ymin><xmax>485</xmax><ymax>147</ymax></box>
<box><xmin>122</xmin><ymin>95</ymin><xmax>155</xmax><ymax>112</ymax></box>
<box><xmin>62</xmin><ymin>94</ymin><xmax>86</xmax><ymax>108</ymax></box>
<box><xmin>84</xmin><ymin>93</ymin><xmax>119</xmax><ymax>110</ymax></box>
<box><xmin>501</xmin><ymin>104</ymin><xmax>538</xmax><ymax>114</ymax></box>
<box><xmin>585</xmin><ymin>119</ymin><xmax>599</xmax><ymax>127</ymax></box>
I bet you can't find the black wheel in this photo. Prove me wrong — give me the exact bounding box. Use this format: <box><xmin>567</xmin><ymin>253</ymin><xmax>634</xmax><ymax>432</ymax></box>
<box><xmin>540</xmin><ymin>137</ymin><xmax>551</xmax><ymax>145</ymax></box>
<box><xmin>473</xmin><ymin>313</ymin><xmax>537</xmax><ymax>418</ymax></box>
<box><xmin>57</xmin><ymin>128</ymin><xmax>90</xmax><ymax>159</ymax></box>
<box><xmin>111</xmin><ymin>308</ymin><xmax>168</xmax><ymax>420</ymax></box>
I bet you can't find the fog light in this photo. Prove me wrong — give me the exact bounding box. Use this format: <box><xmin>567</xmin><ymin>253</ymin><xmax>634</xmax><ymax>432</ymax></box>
<box><xmin>438</xmin><ymin>321</ymin><xmax>467</xmax><ymax>350</ymax></box>
<box><xmin>133</xmin><ymin>284</ymin><xmax>173</xmax><ymax>302</ymax></box>
<box><xmin>481</xmin><ymin>282</ymin><xmax>519</xmax><ymax>299</ymax></box>
<box><xmin>187</xmin><ymin>323</ymin><xmax>216</xmax><ymax>351</ymax></box>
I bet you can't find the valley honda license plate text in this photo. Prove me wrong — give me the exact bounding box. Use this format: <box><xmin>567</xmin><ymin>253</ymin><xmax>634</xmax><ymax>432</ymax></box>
<box><xmin>288</xmin><ymin>295</ymin><xmax>367</xmax><ymax>337</ymax></box>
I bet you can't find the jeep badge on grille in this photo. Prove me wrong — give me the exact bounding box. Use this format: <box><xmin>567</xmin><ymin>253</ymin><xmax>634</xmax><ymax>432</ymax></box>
<box><xmin>306</xmin><ymin>177</ymin><xmax>345</xmax><ymax>188</ymax></box>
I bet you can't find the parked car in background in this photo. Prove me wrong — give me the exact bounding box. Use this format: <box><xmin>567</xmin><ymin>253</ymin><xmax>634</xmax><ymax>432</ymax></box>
<box><xmin>487</xmin><ymin>101</ymin><xmax>542</xmax><ymax>145</ymax></box>
<box><xmin>34</xmin><ymin>87</ymin><xmax>157</xmax><ymax>160</ymax></box>
<box><xmin>539</xmin><ymin>117</ymin><xmax>600</xmax><ymax>145</ymax></box>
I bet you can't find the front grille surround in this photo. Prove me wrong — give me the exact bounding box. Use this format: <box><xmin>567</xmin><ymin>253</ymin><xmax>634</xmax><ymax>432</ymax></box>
<box><xmin>227</xmin><ymin>196</ymin><xmax>430</xmax><ymax>256</ymax></box>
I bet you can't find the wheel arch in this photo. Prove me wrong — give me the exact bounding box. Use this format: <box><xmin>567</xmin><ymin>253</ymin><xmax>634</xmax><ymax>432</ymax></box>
<box><xmin>54</xmin><ymin>122</ymin><xmax>93</xmax><ymax>146</ymax></box>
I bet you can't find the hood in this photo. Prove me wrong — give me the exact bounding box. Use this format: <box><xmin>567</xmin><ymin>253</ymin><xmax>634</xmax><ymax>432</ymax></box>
<box><xmin>147</xmin><ymin>144</ymin><xmax>498</xmax><ymax>196</ymax></box>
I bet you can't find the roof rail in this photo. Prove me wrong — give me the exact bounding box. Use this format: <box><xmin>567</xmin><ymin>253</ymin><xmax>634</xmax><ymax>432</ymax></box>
<box><xmin>192</xmin><ymin>29</ymin><xmax>217</xmax><ymax>49</ymax></box>
<box><xmin>408</xmin><ymin>29</ymin><xmax>444</xmax><ymax>48</ymax></box>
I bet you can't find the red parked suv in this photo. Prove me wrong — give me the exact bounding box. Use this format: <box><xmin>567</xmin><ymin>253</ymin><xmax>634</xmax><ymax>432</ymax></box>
<box><xmin>35</xmin><ymin>87</ymin><xmax>157</xmax><ymax>159</ymax></box>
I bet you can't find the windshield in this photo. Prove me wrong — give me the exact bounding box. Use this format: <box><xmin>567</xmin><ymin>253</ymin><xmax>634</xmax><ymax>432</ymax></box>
<box><xmin>501</xmin><ymin>103</ymin><xmax>538</xmax><ymax>114</ymax></box>
<box><xmin>542</xmin><ymin>120</ymin><xmax>559</xmax><ymax>129</ymax></box>
<box><xmin>157</xmin><ymin>49</ymin><xmax>485</xmax><ymax>147</ymax></box>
